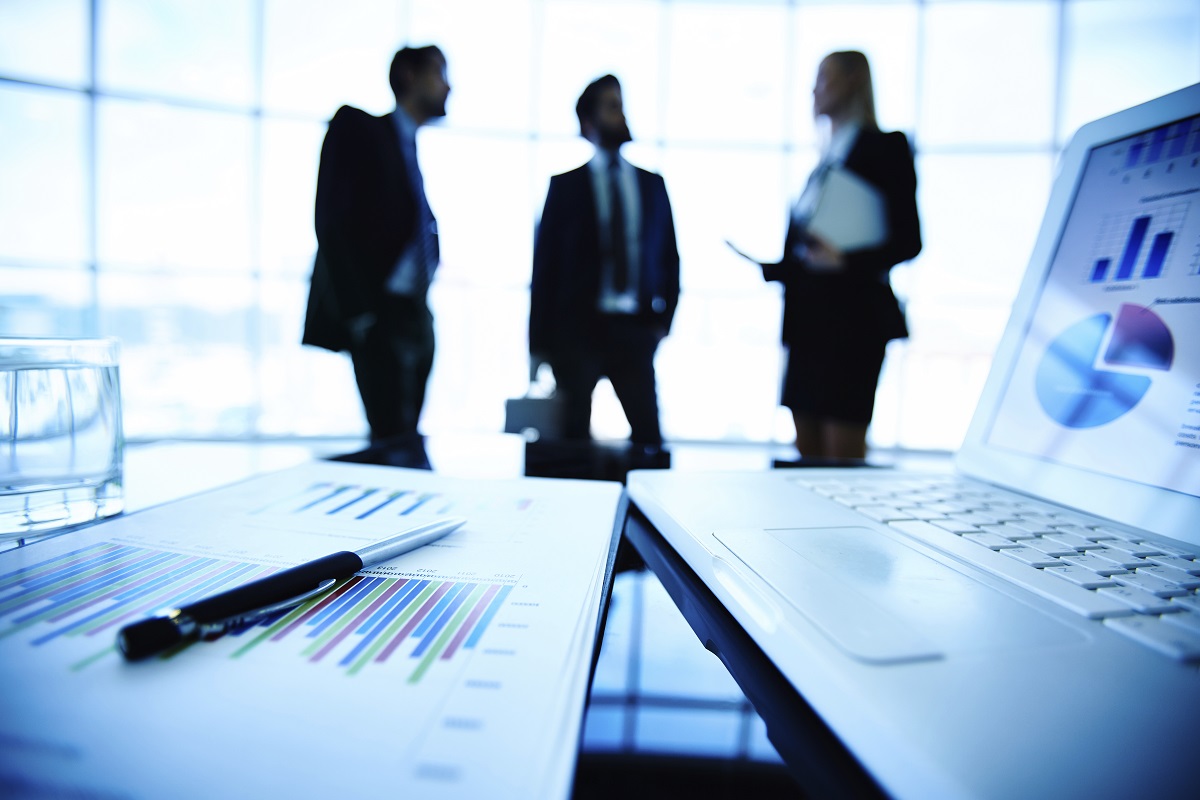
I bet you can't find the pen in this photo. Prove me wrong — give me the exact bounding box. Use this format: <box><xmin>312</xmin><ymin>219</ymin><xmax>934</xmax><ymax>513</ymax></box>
<box><xmin>116</xmin><ymin>517</ymin><xmax>467</xmax><ymax>661</ymax></box>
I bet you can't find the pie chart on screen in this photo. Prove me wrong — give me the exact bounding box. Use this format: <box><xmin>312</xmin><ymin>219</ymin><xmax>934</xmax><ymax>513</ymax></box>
<box><xmin>1035</xmin><ymin>303</ymin><xmax>1174</xmax><ymax>429</ymax></box>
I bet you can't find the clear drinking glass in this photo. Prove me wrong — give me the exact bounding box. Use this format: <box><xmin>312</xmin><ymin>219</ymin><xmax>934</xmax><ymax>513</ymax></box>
<box><xmin>1</xmin><ymin>338</ymin><xmax>124</xmax><ymax>543</ymax></box>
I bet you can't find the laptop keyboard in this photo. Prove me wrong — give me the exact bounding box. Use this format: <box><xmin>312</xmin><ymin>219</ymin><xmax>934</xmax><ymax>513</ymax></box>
<box><xmin>789</xmin><ymin>474</ymin><xmax>1200</xmax><ymax>662</ymax></box>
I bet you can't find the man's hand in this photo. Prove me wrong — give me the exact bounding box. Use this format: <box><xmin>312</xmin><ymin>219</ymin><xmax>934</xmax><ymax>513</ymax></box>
<box><xmin>529</xmin><ymin>353</ymin><xmax>550</xmax><ymax>383</ymax></box>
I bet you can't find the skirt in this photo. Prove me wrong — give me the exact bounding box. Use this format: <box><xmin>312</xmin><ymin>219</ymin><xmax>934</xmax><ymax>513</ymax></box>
<box><xmin>781</xmin><ymin>337</ymin><xmax>887</xmax><ymax>424</ymax></box>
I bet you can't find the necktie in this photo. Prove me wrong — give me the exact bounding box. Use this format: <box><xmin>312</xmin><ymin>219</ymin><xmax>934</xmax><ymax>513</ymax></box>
<box><xmin>404</xmin><ymin>135</ymin><xmax>438</xmax><ymax>287</ymax></box>
<box><xmin>608</xmin><ymin>157</ymin><xmax>629</xmax><ymax>294</ymax></box>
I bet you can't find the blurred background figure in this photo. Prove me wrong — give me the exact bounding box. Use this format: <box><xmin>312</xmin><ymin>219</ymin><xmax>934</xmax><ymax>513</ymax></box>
<box><xmin>529</xmin><ymin>75</ymin><xmax>680</xmax><ymax>448</ymax></box>
<box><xmin>303</xmin><ymin>45</ymin><xmax>450</xmax><ymax>450</ymax></box>
<box><xmin>755</xmin><ymin>50</ymin><xmax>921</xmax><ymax>461</ymax></box>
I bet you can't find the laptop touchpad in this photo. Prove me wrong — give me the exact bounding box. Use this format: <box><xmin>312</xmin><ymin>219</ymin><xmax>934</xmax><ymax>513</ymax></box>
<box><xmin>713</xmin><ymin>527</ymin><xmax>1077</xmax><ymax>665</ymax></box>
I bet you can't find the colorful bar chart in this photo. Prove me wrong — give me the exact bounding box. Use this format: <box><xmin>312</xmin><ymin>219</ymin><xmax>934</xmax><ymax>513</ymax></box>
<box><xmin>256</xmin><ymin>482</ymin><xmax>534</xmax><ymax>521</ymax></box>
<box><xmin>1089</xmin><ymin>204</ymin><xmax>1186</xmax><ymax>283</ymax></box>
<box><xmin>0</xmin><ymin>542</ymin><xmax>515</xmax><ymax>680</ymax></box>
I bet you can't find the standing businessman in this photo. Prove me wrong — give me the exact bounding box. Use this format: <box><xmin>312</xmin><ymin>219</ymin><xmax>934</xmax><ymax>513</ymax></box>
<box><xmin>302</xmin><ymin>46</ymin><xmax>450</xmax><ymax>444</ymax></box>
<box><xmin>529</xmin><ymin>74</ymin><xmax>680</xmax><ymax>446</ymax></box>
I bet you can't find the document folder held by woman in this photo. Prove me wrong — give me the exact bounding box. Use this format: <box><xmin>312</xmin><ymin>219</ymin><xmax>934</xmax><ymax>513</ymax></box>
<box><xmin>804</xmin><ymin>165</ymin><xmax>887</xmax><ymax>252</ymax></box>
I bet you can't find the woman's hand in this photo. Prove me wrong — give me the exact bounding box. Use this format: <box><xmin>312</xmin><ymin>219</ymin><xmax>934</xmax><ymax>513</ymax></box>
<box><xmin>803</xmin><ymin>233</ymin><xmax>844</xmax><ymax>271</ymax></box>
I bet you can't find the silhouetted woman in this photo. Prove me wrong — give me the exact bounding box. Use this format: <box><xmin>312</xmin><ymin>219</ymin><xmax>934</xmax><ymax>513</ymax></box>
<box><xmin>762</xmin><ymin>50</ymin><xmax>921</xmax><ymax>460</ymax></box>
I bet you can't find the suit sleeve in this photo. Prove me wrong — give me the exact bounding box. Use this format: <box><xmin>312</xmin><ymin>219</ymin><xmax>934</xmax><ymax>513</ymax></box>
<box><xmin>529</xmin><ymin>177</ymin><xmax>563</xmax><ymax>355</ymax></box>
<box><xmin>314</xmin><ymin>106</ymin><xmax>375</xmax><ymax>324</ymax></box>
<box><xmin>657</xmin><ymin>175</ymin><xmax>681</xmax><ymax>331</ymax></box>
<box><xmin>761</xmin><ymin>214</ymin><xmax>804</xmax><ymax>284</ymax></box>
<box><xmin>840</xmin><ymin>131</ymin><xmax>922</xmax><ymax>279</ymax></box>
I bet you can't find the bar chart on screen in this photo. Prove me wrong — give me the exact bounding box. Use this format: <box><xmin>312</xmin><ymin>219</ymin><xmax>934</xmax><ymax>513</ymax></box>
<box><xmin>1088</xmin><ymin>202</ymin><xmax>1187</xmax><ymax>284</ymax></box>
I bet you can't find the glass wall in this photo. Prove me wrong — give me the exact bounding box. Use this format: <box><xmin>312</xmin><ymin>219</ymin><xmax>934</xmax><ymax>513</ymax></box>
<box><xmin>2</xmin><ymin>0</ymin><xmax>1197</xmax><ymax>449</ymax></box>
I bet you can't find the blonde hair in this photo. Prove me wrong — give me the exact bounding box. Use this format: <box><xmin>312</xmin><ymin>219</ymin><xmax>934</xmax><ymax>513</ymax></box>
<box><xmin>822</xmin><ymin>50</ymin><xmax>878</xmax><ymax>130</ymax></box>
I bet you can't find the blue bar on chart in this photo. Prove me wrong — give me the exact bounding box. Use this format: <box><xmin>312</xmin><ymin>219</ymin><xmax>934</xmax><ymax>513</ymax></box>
<box><xmin>230</xmin><ymin>573</ymin><xmax>517</xmax><ymax>681</ymax></box>
<box><xmin>1167</xmin><ymin>123</ymin><xmax>1188</xmax><ymax>159</ymax></box>
<box><xmin>1</xmin><ymin>541</ymin><xmax>521</xmax><ymax>680</ymax></box>
<box><xmin>1125</xmin><ymin>139</ymin><xmax>1146</xmax><ymax>169</ymax></box>
<box><xmin>1146</xmin><ymin>127</ymin><xmax>1168</xmax><ymax>163</ymax></box>
<box><xmin>0</xmin><ymin>543</ymin><xmax>277</xmax><ymax>666</ymax></box>
<box><xmin>1142</xmin><ymin>232</ymin><xmax>1173</xmax><ymax>279</ymax></box>
<box><xmin>1115</xmin><ymin>216</ymin><xmax>1151</xmax><ymax>280</ymax></box>
<box><xmin>356</xmin><ymin>491</ymin><xmax>409</xmax><ymax>519</ymax></box>
<box><xmin>1090</xmin><ymin>258</ymin><xmax>1111</xmax><ymax>283</ymax></box>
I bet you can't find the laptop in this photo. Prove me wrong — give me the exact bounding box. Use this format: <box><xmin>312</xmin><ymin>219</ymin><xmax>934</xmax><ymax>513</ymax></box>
<box><xmin>627</xmin><ymin>83</ymin><xmax>1200</xmax><ymax>799</ymax></box>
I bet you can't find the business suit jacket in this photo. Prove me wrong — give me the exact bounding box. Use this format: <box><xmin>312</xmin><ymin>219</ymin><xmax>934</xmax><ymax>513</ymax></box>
<box><xmin>303</xmin><ymin>106</ymin><xmax>424</xmax><ymax>352</ymax></box>
<box><xmin>764</xmin><ymin>128</ymin><xmax>921</xmax><ymax>349</ymax></box>
<box><xmin>529</xmin><ymin>163</ymin><xmax>681</xmax><ymax>357</ymax></box>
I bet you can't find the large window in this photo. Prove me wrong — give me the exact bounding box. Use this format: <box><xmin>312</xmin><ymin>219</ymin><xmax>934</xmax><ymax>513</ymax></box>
<box><xmin>2</xmin><ymin>0</ymin><xmax>1197</xmax><ymax>449</ymax></box>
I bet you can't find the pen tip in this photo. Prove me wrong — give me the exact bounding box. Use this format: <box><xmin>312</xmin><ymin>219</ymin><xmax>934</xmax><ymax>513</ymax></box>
<box><xmin>118</xmin><ymin>617</ymin><xmax>184</xmax><ymax>661</ymax></box>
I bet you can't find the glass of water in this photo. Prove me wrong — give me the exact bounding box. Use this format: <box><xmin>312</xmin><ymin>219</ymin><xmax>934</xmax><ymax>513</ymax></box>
<box><xmin>1</xmin><ymin>338</ymin><xmax>124</xmax><ymax>543</ymax></box>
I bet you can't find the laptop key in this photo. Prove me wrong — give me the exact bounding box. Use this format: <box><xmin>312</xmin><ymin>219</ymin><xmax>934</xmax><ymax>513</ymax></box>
<box><xmin>1022</xmin><ymin>537</ymin><xmax>1080</xmax><ymax>557</ymax></box>
<box><xmin>1112</xmin><ymin>572</ymin><xmax>1190</xmax><ymax>598</ymax></box>
<box><xmin>1010</xmin><ymin>512</ymin><xmax>1060</xmax><ymax>527</ymax></box>
<box><xmin>1001</xmin><ymin>547</ymin><xmax>1063</xmax><ymax>568</ymax></box>
<box><xmin>979</xmin><ymin>523</ymin><xmax>1037</xmax><ymax>541</ymax></box>
<box><xmin>929</xmin><ymin>519</ymin><xmax>983</xmax><ymax>534</ymax></box>
<box><xmin>962</xmin><ymin>532</ymin><xmax>1022</xmax><ymax>550</ymax></box>
<box><xmin>1041</xmin><ymin>532</ymin><xmax>1104</xmax><ymax>550</ymax></box>
<box><xmin>897</xmin><ymin>506</ymin><xmax>950</xmax><ymax>521</ymax></box>
<box><xmin>855</xmin><ymin>505</ymin><xmax>914</xmax><ymax>523</ymax></box>
<box><xmin>1134</xmin><ymin>565</ymin><xmax>1200</xmax><ymax>590</ymax></box>
<box><xmin>1103</xmin><ymin>616</ymin><xmax>1200</xmax><ymax>661</ymax></box>
<box><xmin>1091</xmin><ymin>525</ymin><xmax>1145</xmax><ymax>542</ymax></box>
<box><xmin>1097</xmin><ymin>586</ymin><xmax>1177</xmax><ymax>614</ymax></box>
<box><xmin>887</xmin><ymin>520</ymin><xmax>1134</xmax><ymax>619</ymax></box>
<box><xmin>1042</xmin><ymin>564</ymin><xmax>1121</xmax><ymax>589</ymax></box>
<box><xmin>1163</xmin><ymin>609</ymin><xmax>1200</xmax><ymax>637</ymax></box>
<box><xmin>1099</xmin><ymin>540</ymin><xmax>1164</xmax><ymax>558</ymax></box>
<box><xmin>1151</xmin><ymin>542</ymin><xmax>1199</xmax><ymax>559</ymax></box>
<box><xmin>1058</xmin><ymin>553</ymin><xmax>1131</xmax><ymax>576</ymax></box>
<box><xmin>995</xmin><ymin>520</ymin><xmax>1055</xmax><ymax>537</ymax></box>
<box><xmin>1170</xmin><ymin>594</ymin><xmax>1200</xmax><ymax>613</ymax></box>
<box><xmin>949</xmin><ymin>511</ymin><xmax>1012</xmax><ymax>526</ymax></box>
<box><xmin>1051</xmin><ymin>524</ymin><xmax>1110</xmax><ymax>541</ymax></box>
<box><xmin>1147</xmin><ymin>555</ymin><xmax>1200</xmax><ymax>576</ymax></box>
<box><xmin>1084</xmin><ymin>548</ymin><xmax>1148</xmax><ymax>570</ymax></box>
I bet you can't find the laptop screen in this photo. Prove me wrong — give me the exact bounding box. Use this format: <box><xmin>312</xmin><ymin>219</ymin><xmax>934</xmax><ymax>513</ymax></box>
<box><xmin>984</xmin><ymin>114</ymin><xmax>1200</xmax><ymax>499</ymax></box>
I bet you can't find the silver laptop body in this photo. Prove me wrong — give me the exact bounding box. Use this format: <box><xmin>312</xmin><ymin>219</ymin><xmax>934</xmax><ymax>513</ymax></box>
<box><xmin>628</xmin><ymin>83</ymin><xmax>1200</xmax><ymax>799</ymax></box>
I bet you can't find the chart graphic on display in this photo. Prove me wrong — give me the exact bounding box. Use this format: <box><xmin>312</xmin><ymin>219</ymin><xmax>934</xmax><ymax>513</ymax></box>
<box><xmin>1036</xmin><ymin>303</ymin><xmax>1174</xmax><ymax>428</ymax></box>
<box><xmin>1088</xmin><ymin>203</ymin><xmax>1186</xmax><ymax>283</ymax></box>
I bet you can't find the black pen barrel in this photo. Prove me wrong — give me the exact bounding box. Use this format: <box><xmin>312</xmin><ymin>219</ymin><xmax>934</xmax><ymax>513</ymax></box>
<box><xmin>182</xmin><ymin>551</ymin><xmax>363</xmax><ymax>624</ymax></box>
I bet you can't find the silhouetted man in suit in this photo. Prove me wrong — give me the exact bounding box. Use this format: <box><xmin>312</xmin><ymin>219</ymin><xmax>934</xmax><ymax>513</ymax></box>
<box><xmin>302</xmin><ymin>46</ymin><xmax>450</xmax><ymax>444</ymax></box>
<box><xmin>529</xmin><ymin>75</ymin><xmax>680</xmax><ymax>446</ymax></box>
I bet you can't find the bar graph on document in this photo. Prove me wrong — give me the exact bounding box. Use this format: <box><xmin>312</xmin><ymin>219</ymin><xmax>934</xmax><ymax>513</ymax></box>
<box><xmin>1088</xmin><ymin>202</ymin><xmax>1187</xmax><ymax>284</ymax></box>
<box><xmin>253</xmin><ymin>480</ymin><xmax>537</xmax><ymax>521</ymax></box>
<box><xmin>0</xmin><ymin>541</ymin><xmax>518</xmax><ymax>681</ymax></box>
<box><xmin>0</xmin><ymin>462</ymin><xmax>621</xmax><ymax>799</ymax></box>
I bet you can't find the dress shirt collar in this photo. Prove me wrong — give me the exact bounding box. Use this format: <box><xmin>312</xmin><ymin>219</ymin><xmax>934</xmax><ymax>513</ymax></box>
<box><xmin>824</xmin><ymin>122</ymin><xmax>860</xmax><ymax>166</ymax></box>
<box><xmin>391</xmin><ymin>105</ymin><xmax>419</xmax><ymax>147</ymax></box>
<box><xmin>589</xmin><ymin>148</ymin><xmax>627</xmax><ymax>177</ymax></box>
